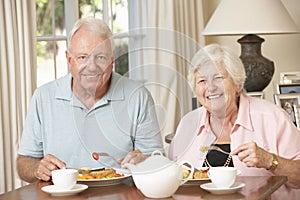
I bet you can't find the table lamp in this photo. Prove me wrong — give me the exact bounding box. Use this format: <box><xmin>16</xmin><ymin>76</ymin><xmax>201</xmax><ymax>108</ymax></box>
<box><xmin>202</xmin><ymin>0</ymin><xmax>299</xmax><ymax>92</ymax></box>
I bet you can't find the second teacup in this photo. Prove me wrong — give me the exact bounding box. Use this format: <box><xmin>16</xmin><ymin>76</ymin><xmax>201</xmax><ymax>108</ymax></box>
<box><xmin>208</xmin><ymin>167</ymin><xmax>237</xmax><ymax>188</ymax></box>
<box><xmin>51</xmin><ymin>168</ymin><xmax>78</xmax><ymax>190</ymax></box>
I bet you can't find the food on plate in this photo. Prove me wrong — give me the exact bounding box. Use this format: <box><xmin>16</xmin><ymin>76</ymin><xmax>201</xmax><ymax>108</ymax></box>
<box><xmin>182</xmin><ymin>168</ymin><xmax>209</xmax><ymax>179</ymax></box>
<box><xmin>193</xmin><ymin>168</ymin><xmax>209</xmax><ymax>179</ymax></box>
<box><xmin>77</xmin><ymin>168</ymin><xmax>124</xmax><ymax>180</ymax></box>
<box><xmin>182</xmin><ymin>168</ymin><xmax>190</xmax><ymax>179</ymax></box>
<box><xmin>77</xmin><ymin>167</ymin><xmax>103</xmax><ymax>174</ymax></box>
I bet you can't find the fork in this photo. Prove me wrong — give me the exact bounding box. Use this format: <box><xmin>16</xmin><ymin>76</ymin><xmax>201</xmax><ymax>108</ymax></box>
<box><xmin>208</xmin><ymin>145</ymin><xmax>231</xmax><ymax>155</ymax></box>
<box><xmin>92</xmin><ymin>152</ymin><xmax>119</xmax><ymax>164</ymax></box>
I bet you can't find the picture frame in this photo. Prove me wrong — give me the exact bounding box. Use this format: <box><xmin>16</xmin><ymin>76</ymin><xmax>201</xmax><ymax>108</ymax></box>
<box><xmin>273</xmin><ymin>93</ymin><xmax>300</xmax><ymax>127</ymax></box>
<box><xmin>280</xmin><ymin>71</ymin><xmax>300</xmax><ymax>84</ymax></box>
<box><xmin>293</xmin><ymin>104</ymin><xmax>300</xmax><ymax>130</ymax></box>
<box><xmin>276</xmin><ymin>83</ymin><xmax>300</xmax><ymax>94</ymax></box>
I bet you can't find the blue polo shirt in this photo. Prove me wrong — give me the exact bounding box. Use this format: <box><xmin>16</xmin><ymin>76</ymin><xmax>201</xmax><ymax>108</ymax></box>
<box><xmin>18</xmin><ymin>72</ymin><xmax>164</xmax><ymax>169</ymax></box>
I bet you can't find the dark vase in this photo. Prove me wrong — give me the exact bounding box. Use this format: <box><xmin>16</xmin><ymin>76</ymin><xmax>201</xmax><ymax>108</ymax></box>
<box><xmin>238</xmin><ymin>34</ymin><xmax>274</xmax><ymax>92</ymax></box>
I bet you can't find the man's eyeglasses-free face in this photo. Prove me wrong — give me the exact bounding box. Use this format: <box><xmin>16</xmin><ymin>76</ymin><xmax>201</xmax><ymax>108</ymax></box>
<box><xmin>69</xmin><ymin>52</ymin><xmax>113</xmax><ymax>67</ymax></box>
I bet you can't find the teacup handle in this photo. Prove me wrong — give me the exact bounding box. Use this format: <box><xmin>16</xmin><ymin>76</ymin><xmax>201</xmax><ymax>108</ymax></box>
<box><xmin>178</xmin><ymin>161</ymin><xmax>194</xmax><ymax>185</ymax></box>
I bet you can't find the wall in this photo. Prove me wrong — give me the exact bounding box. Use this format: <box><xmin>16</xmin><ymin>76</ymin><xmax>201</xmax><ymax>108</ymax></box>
<box><xmin>202</xmin><ymin>0</ymin><xmax>300</xmax><ymax>102</ymax></box>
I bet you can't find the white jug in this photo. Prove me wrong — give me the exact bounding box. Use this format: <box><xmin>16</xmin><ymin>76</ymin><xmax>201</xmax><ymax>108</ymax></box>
<box><xmin>124</xmin><ymin>150</ymin><xmax>194</xmax><ymax>198</ymax></box>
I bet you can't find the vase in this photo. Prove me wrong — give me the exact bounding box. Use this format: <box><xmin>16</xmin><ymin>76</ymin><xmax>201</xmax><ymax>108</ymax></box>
<box><xmin>238</xmin><ymin>34</ymin><xmax>274</xmax><ymax>92</ymax></box>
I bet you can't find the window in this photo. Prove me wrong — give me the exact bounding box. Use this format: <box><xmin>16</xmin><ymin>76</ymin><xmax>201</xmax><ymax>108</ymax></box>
<box><xmin>36</xmin><ymin>0</ymin><xmax>129</xmax><ymax>87</ymax></box>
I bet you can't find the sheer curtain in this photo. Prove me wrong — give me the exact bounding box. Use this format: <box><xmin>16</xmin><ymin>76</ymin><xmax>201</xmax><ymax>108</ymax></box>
<box><xmin>128</xmin><ymin>0</ymin><xmax>205</xmax><ymax>146</ymax></box>
<box><xmin>0</xmin><ymin>0</ymin><xmax>36</xmax><ymax>193</ymax></box>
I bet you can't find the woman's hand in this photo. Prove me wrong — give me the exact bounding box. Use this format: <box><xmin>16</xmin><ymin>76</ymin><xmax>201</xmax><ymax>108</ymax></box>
<box><xmin>231</xmin><ymin>141</ymin><xmax>300</xmax><ymax>188</ymax></box>
<box><xmin>231</xmin><ymin>141</ymin><xmax>273</xmax><ymax>169</ymax></box>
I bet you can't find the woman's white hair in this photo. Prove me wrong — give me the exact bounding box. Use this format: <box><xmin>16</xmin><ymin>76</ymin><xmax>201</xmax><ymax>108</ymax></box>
<box><xmin>67</xmin><ymin>17</ymin><xmax>114</xmax><ymax>51</ymax></box>
<box><xmin>188</xmin><ymin>43</ymin><xmax>247</xmax><ymax>94</ymax></box>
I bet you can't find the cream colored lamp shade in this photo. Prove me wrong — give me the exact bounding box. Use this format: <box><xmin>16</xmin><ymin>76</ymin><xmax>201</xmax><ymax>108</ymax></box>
<box><xmin>202</xmin><ymin>0</ymin><xmax>299</xmax><ymax>92</ymax></box>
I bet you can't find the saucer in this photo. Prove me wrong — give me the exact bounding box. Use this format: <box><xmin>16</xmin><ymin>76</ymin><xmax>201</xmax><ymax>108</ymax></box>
<box><xmin>200</xmin><ymin>182</ymin><xmax>245</xmax><ymax>195</ymax></box>
<box><xmin>41</xmin><ymin>184</ymin><xmax>88</xmax><ymax>196</ymax></box>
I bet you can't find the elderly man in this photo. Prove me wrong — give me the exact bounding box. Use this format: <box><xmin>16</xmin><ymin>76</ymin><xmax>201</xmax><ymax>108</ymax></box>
<box><xmin>17</xmin><ymin>17</ymin><xmax>164</xmax><ymax>182</ymax></box>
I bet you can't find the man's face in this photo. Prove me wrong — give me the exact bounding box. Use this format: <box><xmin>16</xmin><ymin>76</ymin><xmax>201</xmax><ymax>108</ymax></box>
<box><xmin>66</xmin><ymin>28</ymin><xmax>114</xmax><ymax>96</ymax></box>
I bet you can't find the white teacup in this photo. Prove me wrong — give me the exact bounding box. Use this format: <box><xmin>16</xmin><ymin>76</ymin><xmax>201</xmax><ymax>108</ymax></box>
<box><xmin>208</xmin><ymin>167</ymin><xmax>237</xmax><ymax>188</ymax></box>
<box><xmin>51</xmin><ymin>168</ymin><xmax>78</xmax><ymax>190</ymax></box>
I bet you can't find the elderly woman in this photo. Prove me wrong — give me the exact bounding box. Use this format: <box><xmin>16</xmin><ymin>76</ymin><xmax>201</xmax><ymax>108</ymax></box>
<box><xmin>169</xmin><ymin>44</ymin><xmax>300</xmax><ymax>198</ymax></box>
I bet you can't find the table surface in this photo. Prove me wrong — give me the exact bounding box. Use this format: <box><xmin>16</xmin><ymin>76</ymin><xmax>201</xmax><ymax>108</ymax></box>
<box><xmin>0</xmin><ymin>176</ymin><xmax>287</xmax><ymax>200</ymax></box>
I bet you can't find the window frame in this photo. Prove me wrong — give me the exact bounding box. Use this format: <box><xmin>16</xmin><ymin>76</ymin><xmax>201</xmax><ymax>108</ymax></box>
<box><xmin>36</xmin><ymin>0</ymin><xmax>131</xmax><ymax>86</ymax></box>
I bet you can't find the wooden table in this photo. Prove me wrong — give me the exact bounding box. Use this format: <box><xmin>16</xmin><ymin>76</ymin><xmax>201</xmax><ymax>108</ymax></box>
<box><xmin>0</xmin><ymin>176</ymin><xmax>287</xmax><ymax>200</ymax></box>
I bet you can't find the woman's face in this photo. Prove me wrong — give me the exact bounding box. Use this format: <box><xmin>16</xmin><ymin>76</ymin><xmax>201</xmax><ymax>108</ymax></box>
<box><xmin>194</xmin><ymin>62</ymin><xmax>240</xmax><ymax>116</ymax></box>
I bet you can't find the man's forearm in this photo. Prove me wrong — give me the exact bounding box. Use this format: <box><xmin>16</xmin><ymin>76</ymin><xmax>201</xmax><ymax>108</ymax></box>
<box><xmin>17</xmin><ymin>155</ymin><xmax>41</xmax><ymax>183</ymax></box>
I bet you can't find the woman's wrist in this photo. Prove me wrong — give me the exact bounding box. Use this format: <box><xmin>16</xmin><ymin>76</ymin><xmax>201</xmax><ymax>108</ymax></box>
<box><xmin>267</xmin><ymin>153</ymin><xmax>279</xmax><ymax>171</ymax></box>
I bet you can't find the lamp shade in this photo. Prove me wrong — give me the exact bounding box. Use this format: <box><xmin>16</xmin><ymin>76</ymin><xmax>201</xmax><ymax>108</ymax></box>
<box><xmin>202</xmin><ymin>0</ymin><xmax>299</xmax><ymax>36</ymax></box>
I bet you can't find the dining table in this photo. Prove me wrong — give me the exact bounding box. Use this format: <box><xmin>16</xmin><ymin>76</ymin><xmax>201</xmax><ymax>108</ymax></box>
<box><xmin>0</xmin><ymin>176</ymin><xmax>287</xmax><ymax>200</ymax></box>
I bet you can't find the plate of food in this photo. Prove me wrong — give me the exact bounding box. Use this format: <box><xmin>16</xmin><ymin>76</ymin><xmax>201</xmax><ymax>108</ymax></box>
<box><xmin>77</xmin><ymin>168</ymin><xmax>131</xmax><ymax>187</ymax></box>
<box><xmin>182</xmin><ymin>167</ymin><xmax>210</xmax><ymax>185</ymax></box>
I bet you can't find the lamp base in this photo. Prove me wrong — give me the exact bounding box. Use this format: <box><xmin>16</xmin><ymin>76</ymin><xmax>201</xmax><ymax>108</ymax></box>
<box><xmin>238</xmin><ymin>34</ymin><xmax>274</xmax><ymax>92</ymax></box>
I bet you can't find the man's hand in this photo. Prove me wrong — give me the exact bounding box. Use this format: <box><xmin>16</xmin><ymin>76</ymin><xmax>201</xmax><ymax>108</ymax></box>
<box><xmin>34</xmin><ymin>154</ymin><xmax>66</xmax><ymax>181</ymax></box>
<box><xmin>119</xmin><ymin>150</ymin><xmax>147</xmax><ymax>166</ymax></box>
<box><xmin>17</xmin><ymin>154</ymin><xmax>66</xmax><ymax>182</ymax></box>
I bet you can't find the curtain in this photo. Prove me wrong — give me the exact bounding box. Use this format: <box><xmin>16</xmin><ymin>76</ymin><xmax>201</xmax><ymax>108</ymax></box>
<box><xmin>128</xmin><ymin>0</ymin><xmax>205</xmax><ymax>147</ymax></box>
<box><xmin>0</xmin><ymin>0</ymin><xmax>36</xmax><ymax>193</ymax></box>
